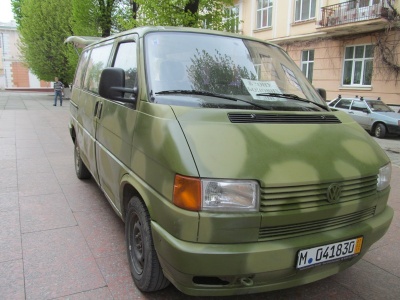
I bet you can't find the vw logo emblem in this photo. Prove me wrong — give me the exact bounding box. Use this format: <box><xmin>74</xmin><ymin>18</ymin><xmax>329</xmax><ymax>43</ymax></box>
<box><xmin>327</xmin><ymin>183</ymin><xmax>343</xmax><ymax>203</ymax></box>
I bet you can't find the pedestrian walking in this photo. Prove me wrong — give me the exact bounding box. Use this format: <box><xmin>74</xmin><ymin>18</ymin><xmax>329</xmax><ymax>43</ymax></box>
<box><xmin>53</xmin><ymin>77</ymin><xmax>64</xmax><ymax>106</ymax></box>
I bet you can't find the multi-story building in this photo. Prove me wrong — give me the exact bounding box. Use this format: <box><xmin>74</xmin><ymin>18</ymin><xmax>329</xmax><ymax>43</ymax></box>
<box><xmin>233</xmin><ymin>0</ymin><xmax>400</xmax><ymax>105</ymax></box>
<box><xmin>0</xmin><ymin>21</ymin><xmax>51</xmax><ymax>90</ymax></box>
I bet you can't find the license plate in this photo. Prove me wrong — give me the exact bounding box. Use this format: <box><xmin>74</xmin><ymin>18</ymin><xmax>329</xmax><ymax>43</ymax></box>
<box><xmin>296</xmin><ymin>237</ymin><xmax>363</xmax><ymax>270</ymax></box>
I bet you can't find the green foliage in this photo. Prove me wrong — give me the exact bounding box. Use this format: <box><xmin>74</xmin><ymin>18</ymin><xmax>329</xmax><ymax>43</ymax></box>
<box><xmin>18</xmin><ymin>0</ymin><xmax>75</xmax><ymax>83</ymax></box>
<box><xmin>14</xmin><ymin>0</ymin><xmax>240</xmax><ymax>85</ymax></box>
<box><xmin>71</xmin><ymin>0</ymin><xmax>117</xmax><ymax>37</ymax></box>
<box><xmin>96</xmin><ymin>0</ymin><xmax>117</xmax><ymax>37</ymax></box>
<box><xmin>70</xmin><ymin>0</ymin><xmax>101</xmax><ymax>36</ymax></box>
<box><xmin>116</xmin><ymin>0</ymin><xmax>237</xmax><ymax>32</ymax></box>
<box><xmin>11</xmin><ymin>0</ymin><xmax>23</xmax><ymax>26</ymax></box>
<box><xmin>112</xmin><ymin>0</ymin><xmax>136</xmax><ymax>32</ymax></box>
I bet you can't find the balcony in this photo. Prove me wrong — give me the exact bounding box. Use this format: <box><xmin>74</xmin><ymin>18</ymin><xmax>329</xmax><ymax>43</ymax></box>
<box><xmin>318</xmin><ymin>0</ymin><xmax>394</xmax><ymax>32</ymax></box>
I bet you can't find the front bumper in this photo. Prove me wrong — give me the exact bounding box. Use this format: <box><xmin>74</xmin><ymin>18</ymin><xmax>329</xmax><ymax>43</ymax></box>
<box><xmin>387</xmin><ymin>124</ymin><xmax>400</xmax><ymax>135</ymax></box>
<box><xmin>152</xmin><ymin>206</ymin><xmax>393</xmax><ymax>296</ymax></box>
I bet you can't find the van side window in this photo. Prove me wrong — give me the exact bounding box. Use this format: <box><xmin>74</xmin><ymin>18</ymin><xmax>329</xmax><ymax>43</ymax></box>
<box><xmin>113</xmin><ymin>42</ymin><xmax>137</xmax><ymax>98</ymax></box>
<box><xmin>84</xmin><ymin>44</ymin><xmax>113</xmax><ymax>94</ymax></box>
<box><xmin>74</xmin><ymin>50</ymin><xmax>89</xmax><ymax>88</ymax></box>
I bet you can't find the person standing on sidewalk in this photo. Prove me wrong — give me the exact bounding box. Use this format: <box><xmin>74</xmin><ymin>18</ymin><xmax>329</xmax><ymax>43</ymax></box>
<box><xmin>53</xmin><ymin>77</ymin><xmax>64</xmax><ymax>106</ymax></box>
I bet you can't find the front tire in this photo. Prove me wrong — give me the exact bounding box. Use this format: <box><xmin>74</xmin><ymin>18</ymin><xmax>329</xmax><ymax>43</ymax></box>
<box><xmin>125</xmin><ymin>196</ymin><xmax>169</xmax><ymax>292</ymax></box>
<box><xmin>374</xmin><ymin>123</ymin><xmax>386</xmax><ymax>139</ymax></box>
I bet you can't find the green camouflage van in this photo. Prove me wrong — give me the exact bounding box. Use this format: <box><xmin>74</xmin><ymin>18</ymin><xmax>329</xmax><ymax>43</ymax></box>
<box><xmin>66</xmin><ymin>26</ymin><xmax>393</xmax><ymax>296</ymax></box>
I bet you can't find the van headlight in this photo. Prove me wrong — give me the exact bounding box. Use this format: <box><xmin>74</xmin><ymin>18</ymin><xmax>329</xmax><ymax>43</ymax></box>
<box><xmin>173</xmin><ymin>175</ymin><xmax>259</xmax><ymax>212</ymax></box>
<box><xmin>202</xmin><ymin>179</ymin><xmax>259</xmax><ymax>212</ymax></box>
<box><xmin>377</xmin><ymin>163</ymin><xmax>391</xmax><ymax>191</ymax></box>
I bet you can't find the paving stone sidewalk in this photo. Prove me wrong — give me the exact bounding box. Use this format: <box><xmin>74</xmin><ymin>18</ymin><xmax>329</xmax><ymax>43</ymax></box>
<box><xmin>0</xmin><ymin>91</ymin><xmax>399</xmax><ymax>300</ymax></box>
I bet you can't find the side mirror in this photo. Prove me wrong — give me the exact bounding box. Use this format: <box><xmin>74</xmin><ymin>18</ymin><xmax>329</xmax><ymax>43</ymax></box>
<box><xmin>99</xmin><ymin>68</ymin><xmax>137</xmax><ymax>104</ymax></box>
<box><xmin>316</xmin><ymin>88</ymin><xmax>326</xmax><ymax>101</ymax></box>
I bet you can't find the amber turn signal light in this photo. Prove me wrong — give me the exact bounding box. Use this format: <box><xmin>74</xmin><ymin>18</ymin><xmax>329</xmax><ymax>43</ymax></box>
<box><xmin>173</xmin><ymin>174</ymin><xmax>201</xmax><ymax>211</ymax></box>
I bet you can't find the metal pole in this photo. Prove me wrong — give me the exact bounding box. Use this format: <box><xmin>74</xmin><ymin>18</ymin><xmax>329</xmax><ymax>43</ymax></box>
<box><xmin>1</xmin><ymin>32</ymin><xmax>8</xmax><ymax>88</ymax></box>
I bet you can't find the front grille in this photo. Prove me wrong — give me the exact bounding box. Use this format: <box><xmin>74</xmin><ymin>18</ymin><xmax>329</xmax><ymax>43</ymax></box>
<box><xmin>257</xmin><ymin>175</ymin><xmax>378</xmax><ymax>241</ymax></box>
<box><xmin>260</xmin><ymin>175</ymin><xmax>377</xmax><ymax>212</ymax></box>
<box><xmin>258</xmin><ymin>206</ymin><xmax>376</xmax><ymax>241</ymax></box>
<box><xmin>228</xmin><ymin>113</ymin><xmax>341</xmax><ymax>124</ymax></box>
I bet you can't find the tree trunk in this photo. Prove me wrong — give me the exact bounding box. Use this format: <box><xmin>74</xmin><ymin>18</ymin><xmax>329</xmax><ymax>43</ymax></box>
<box><xmin>184</xmin><ymin>0</ymin><xmax>200</xmax><ymax>27</ymax></box>
<box><xmin>98</xmin><ymin>0</ymin><xmax>115</xmax><ymax>37</ymax></box>
<box><xmin>131</xmin><ymin>1</ymin><xmax>139</xmax><ymax>20</ymax></box>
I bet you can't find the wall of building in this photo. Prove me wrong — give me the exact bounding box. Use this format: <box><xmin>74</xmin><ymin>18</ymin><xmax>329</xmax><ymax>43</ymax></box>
<box><xmin>285</xmin><ymin>33</ymin><xmax>400</xmax><ymax>104</ymax></box>
<box><xmin>235</xmin><ymin>0</ymin><xmax>400</xmax><ymax>105</ymax></box>
<box><xmin>11</xmin><ymin>61</ymin><xmax>29</xmax><ymax>87</ymax></box>
<box><xmin>0</xmin><ymin>21</ymin><xmax>51</xmax><ymax>90</ymax></box>
<box><xmin>239</xmin><ymin>0</ymin><xmax>325</xmax><ymax>41</ymax></box>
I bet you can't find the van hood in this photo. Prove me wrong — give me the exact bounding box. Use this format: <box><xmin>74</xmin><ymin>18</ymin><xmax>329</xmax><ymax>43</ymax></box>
<box><xmin>172</xmin><ymin>107</ymin><xmax>389</xmax><ymax>186</ymax></box>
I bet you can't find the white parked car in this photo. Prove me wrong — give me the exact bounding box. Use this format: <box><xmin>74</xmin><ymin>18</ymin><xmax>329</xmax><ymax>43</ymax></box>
<box><xmin>328</xmin><ymin>96</ymin><xmax>400</xmax><ymax>138</ymax></box>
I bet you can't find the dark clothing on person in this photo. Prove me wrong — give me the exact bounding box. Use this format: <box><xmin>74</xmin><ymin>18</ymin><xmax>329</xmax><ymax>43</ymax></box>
<box><xmin>54</xmin><ymin>80</ymin><xmax>64</xmax><ymax>106</ymax></box>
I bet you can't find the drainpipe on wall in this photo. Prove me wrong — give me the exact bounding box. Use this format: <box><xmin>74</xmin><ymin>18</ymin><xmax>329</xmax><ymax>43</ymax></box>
<box><xmin>1</xmin><ymin>32</ymin><xmax>8</xmax><ymax>88</ymax></box>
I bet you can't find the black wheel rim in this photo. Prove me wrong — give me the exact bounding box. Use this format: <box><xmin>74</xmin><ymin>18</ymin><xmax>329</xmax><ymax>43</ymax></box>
<box><xmin>129</xmin><ymin>212</ymin><xmax>144</xmax><ymax>275</ymax></box>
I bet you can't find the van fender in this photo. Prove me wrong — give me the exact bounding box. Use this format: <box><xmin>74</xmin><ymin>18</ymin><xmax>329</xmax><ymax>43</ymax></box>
<box><xmin>118</xmin><ymin>171</ymin><xmax>200</xmax><ymax>242</ymax></box>
<box><xmin>119</xmin><ymin>171</ymin><xmax>159</xmax><ymax>221</ymax></box>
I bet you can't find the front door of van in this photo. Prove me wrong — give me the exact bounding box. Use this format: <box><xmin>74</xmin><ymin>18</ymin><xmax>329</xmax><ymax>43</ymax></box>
<box><xmin>95</xmin><ymin>38</ymin><xmax>138</xmax><ymax>211</ymax></box>
<box><xmin>79</xmin><ymin>43</ymin><xmax>114</xmax><ymax>184</ymax></box>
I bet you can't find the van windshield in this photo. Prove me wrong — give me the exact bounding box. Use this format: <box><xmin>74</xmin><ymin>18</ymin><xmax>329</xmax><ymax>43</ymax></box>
<box><xmin>145</xmin><ymin>32</ymin><xmax>327</xmax><ymax>111</ymax></box>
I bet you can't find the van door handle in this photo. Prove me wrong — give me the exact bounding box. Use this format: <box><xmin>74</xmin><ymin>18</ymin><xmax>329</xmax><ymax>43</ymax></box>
<box><xmin>97</xmin><ymin>102</ymin><xmax>103</xmax><ymax>119</ymax></box>
<box><xmin>94</xmin><ymin>101</ymin><xmax>99</xmax><ymax>117</ymax></box>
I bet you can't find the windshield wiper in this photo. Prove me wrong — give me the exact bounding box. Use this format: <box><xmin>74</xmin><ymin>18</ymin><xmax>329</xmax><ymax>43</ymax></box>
<box><xmin>155</xmin><ymin>90</ymin><xmax>271</xmax><ymax>110</ymax></box>
<box><xmin>256</xmin><ymin>92</ymin><xmax>329</xmax><ymax>111</ymax></box>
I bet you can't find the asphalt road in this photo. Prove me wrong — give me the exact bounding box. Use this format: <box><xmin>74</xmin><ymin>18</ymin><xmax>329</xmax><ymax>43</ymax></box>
<box><xmin>372</xmin><ymin>135</ymin><xmax>400</xmax><ymax>167</ymax></box>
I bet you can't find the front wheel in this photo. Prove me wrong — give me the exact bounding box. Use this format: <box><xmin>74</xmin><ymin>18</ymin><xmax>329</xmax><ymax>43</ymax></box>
<box><xmin>374</xmin><ymin>123</ymin><xmax>387</xmax><ymax>139</ymax></box>
<box><xmin>125</xmin><ymin>196</ymin><xmax>169</xmax><ymax>292</ymax></box>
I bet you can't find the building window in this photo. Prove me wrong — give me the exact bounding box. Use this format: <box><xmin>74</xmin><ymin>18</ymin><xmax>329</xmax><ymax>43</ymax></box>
<box><xmin>301</xmin><ymin>50</ymin><xmax>314</xmax><ymax>82</ymax></box>
<box><xmin>359</xmin><ymin>0</ymin><xmax>381</xmax><ymax>7</ymax></box>
<box><xmin>295</xmin><ymin>0</ymin><xmax>316</xmax><ymax>22</ymax></box>
<box><xmin>224</xmin><ymin>5</ymin><xmax>240</xmax><ymax>33</ymax></box>
<box><xmin>342</xmin><ymin>45</ymin><xmax>374</xmax><ymax>86</ymax></box>
<box><xmin>257</xmin><ymin>0</ymin><xmax>273</xmax><ymax>29</ymax></box>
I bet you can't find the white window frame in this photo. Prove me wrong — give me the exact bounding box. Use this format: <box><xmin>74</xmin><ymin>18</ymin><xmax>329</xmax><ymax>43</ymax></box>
<box><xmin>256</xmin><ymin>0</ymin><xmax>273</xmax><ymax>29</ymax></box>
<box><xmin>301</xmin><ymin>49</ymin><xmax>314</xmax><ymax>83</ymax></box>
<box><xmin>342</xmin><ymin>44</ymin><xmax>374</xmax><ymax>86</ymax></box>
<box><xmin>224</xmin><ymin>5</ymin><xmax>240</xmax><ymax>33</ymax></box>
<box><xmin>295</xmin><ymin>0</ymin><xmax>316</xmax><ymax>22</ymax></box>
<box><xmin>359</xmin><ymin>0</ymin><xmax>381</xmax><ymax>7</ymax></box>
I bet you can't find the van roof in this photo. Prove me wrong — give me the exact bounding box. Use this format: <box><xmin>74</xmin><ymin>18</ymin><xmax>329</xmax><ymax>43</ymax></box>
<box><xmin>65</xmin><ymin>26</ymin><xmax>279</xmax><ymax>50</ymax></box>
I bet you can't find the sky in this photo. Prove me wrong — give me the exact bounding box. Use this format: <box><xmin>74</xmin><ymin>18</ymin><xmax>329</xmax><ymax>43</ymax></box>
<box><xmin>0</xmin><ymin>0</ymin><xmax>15</xmax><ymax>22</ymax></box>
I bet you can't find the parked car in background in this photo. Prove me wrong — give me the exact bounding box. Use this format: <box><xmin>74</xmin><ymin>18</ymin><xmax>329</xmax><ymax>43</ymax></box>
<box><xmin>328</xmin><ymin>95</ymin><xmax>400</xmax><ymax>138</ymax></box>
